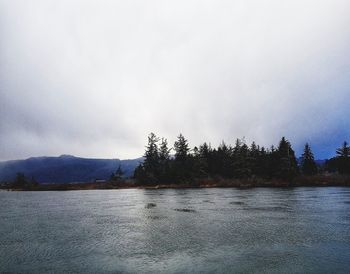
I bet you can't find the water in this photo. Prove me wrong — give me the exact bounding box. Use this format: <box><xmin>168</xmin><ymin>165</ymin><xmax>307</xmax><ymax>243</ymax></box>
<box><xmin>0</xmin><ymin>187</ymin><xmax>350</xmax><ymax>273</ymax></box>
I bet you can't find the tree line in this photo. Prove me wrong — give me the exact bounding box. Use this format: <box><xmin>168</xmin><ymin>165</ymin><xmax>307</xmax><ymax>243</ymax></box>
<box><xmin>134</xmin><ymin>133</ymin><xmax>350</xmax><ymax>185</ymax></box>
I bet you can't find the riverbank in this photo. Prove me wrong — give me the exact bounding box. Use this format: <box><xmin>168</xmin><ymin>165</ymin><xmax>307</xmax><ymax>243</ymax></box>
<box><xmin>1</xmin><ymin>175</ymin><xmax>350</xmax><ymax>191</ymax></box>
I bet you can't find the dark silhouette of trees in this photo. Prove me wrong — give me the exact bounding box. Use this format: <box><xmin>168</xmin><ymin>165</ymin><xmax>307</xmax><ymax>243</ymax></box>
<box><xmin>174</xmin><ymin>134</ymin><xmax>190</xmax><ymax>161</ymax></box>
<box><xmin>274</xmin><ymin>137</ymin><xmax>299</xmax><ymax>180</ymax></box>
<box><xmin>135</xmin><ymin>133</ymin><xmax>350</xmax><ymax>185</ymax></box>
<box><xmin>111</xmin><ymin>164</ymin><xmax>124</xmax><ymax>181</ymax></box>
<box><xmin>326</xmin><ymin>141</ymin><xmax>350</xmax><ymax>175</ymax></box>
<box><xmin>158</xmin><ymin>138</ymin><xmax>171</xmax><ymax>183</ymax></box>
<box><xmin>134</xmin><ymin>133</ymin><xmax>160</xmax><ymax>184</ymax></box>
<box><xmin>13</xmin><ymin>172</ymin><xmax>27</xmax><ymax>188</ymax></box>
<box><xmin>336</xmin><ymin>141</ymin><xmax>350</xmax><ymax>158</ymax></box>
<box><xmin>215</xmin><ymin>141</ymin><xmax>233</xmax><ymax>178</ymax></box>
<box><xmin>198</xmin><ymin>142</ymin><xmax>212</xmax><ymax>177</ymax></box>
<box><xmin>300</xmin><ymin>143</ymin><xmax>318</xmax><ymax>175</ymax></box>
<box><xmin>116</xmin><ymin>165</ymin><xmax>124</xmax><ymax>178</ymax></box>
<box><xmin>144</xmin><ymin>133</ymin><xmax>160</xmax><ymax>173</ymax></box>
<box><xmin>173</xmin><ymin>134</ymin><xmax>192</xmax><ymax>182</ymax></box>
<box><xmin>232</xmin><ymin>139</ymin><xmax>251</xmax><ymax>178</ymax></box>
<box><xmin>10</xmin><ymin>173</ymin><xmax>38</xmax><ymax>189</ymax></box>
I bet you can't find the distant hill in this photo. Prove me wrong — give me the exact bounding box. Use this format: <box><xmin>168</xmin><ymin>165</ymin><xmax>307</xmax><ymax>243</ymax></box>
<box><xmin>297</xmin><ymin>158</ymin><xmax>326</xmax><ymax>166</ymax></box>
<box><xmin>0</xmin><ymin>155</ymin><xmax>143</xmax><ymax>184</ymax></box>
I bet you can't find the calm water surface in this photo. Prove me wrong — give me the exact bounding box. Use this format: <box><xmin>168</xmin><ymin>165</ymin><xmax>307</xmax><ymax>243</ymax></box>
<box><xmin>0</xmin><ymin>187</ymin><xmax>350</xmax><ymax>273</ymax></box>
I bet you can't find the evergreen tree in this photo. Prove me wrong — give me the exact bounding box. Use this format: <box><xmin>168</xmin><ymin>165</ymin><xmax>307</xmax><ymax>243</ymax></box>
<box><xmin>301</xmin><ymin>143</ymin><xmax>318</xmax><ymax>176</ymax></box>
<box><xmin>134</xmin><ymin>133</ymin><xmax>347</xmax><ymax>185</ymax></box>
<box><xmin>331</xmin><ymin>141</ymin><xmax>350</xmax><ymax>174</ymax></box>
<box><xmin>159</xmin><ymin>138</ymin><xmax>171</xmax><ymax>162</ymax></box>
<box><xmin>276</xmin><ymin>137</ymin><xmax>299</xmax><ymax>180</ymax></box>
<box><xmin>192</xmin><ymin>146</ymin><xmax>200</xmax><ymax>158</ymax></box>
<box><xmin>215</xmin><ymin>141</ymin><xmax>233</xmax><ymax>178</ymax></box>
<box><xmin>110</xmin><ymin>164</ymin><xmax>124</xmax><ymax>182</ymax></box>
<box><xmin>336</xmin><ymin>141</ymin><xmax>350</xmax><ymax>158</ymax></box>
<box><xmin>12</xmin><ymin>172</ymin><xmax>28</xmax><ymax>188</ymax></box>
<box><xmin>173</xmin><ymin>134</ymin><xmax>191</xmax><ymax>182</ymax></box>
<box><xmin>198</xmin><ymin>142</ymin><xmax>212</xmax><ymax>176</ymax></box>
<box><xmin>134</xmin><ymin>164</ymin><xmax>147</xmax><ymax>182</ymax></box>
<box><xmin>249</xmin><ymin>141</ymin><xmax>260</xmax><ymax>177</ymax></box>
<box><xmin>174</xmin><ymin>134</ymin><xmax>190</xmax><ymax>162</ymax></box>
<box><xmin>115</xmin><ymin>164</ymin><xmax>124</xmax><ymax>180</ymax></box>
<box><xmin>144</xmin><ymin>133</ymin><xmax>160</xmax><ymax>170</ymax></box>
<box><xmin>158</xmin><ymin>138</ymin><xmax>171</xmax><ymax>183</ymax></box>
<box><xmin>134</xmin><ymin>133</ymin><xmax>160</xmax><ymax>184</ymax></box>
<box><xmin>232</xmin><ymin>139</ymin><xmax>251</xmax><ymax>178</ymax></box>
<box><xmin>232</xmin><ymin>138</ymin><xmax>241</xmax><ymax>177</ymax></box>
<box><xmin>267</xmin><ymin>146</ymin><xmax>279</xmax><ymax>179</ymax></box>
<box><xmin>257</xmin><ymin>146</ymin><xmax>269</xmax><ymax>178</ymax></box>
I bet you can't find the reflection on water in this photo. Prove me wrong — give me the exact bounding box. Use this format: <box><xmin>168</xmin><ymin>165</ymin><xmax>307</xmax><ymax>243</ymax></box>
<box><xmin>0</xmin><ymin>187</ymin><xmax>350</xmax><ymax>273</ymax></box>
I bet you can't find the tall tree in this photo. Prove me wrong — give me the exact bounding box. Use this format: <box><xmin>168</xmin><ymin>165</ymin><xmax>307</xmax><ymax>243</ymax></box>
<box><xmin>199</xmin><ymin>142</ymin><xmax>212</xmax><ymax>176</ymax></box>
<box><xmin>301</xmin><ymin>143</ymin><xmax>318</xmax><ymax>176</ymax></box>
<box><xmin>143</xmin><ymin>133</ymin><xmax>160</xmax><ymax>171</ymax></box>
<box><xmin>336</xmin><ymin>141</ymin><xmax>350</xmax><ymax>158</ymax></box>
<box><xmin>329</xmin><ymin>141</ymin><xmax>350</xmax><ymax>174</ymax></box>
<box><xmin>158</xmin><ymin>138</ymin><xmax>171</xmax><ymax>183</ymax></box>
<box><xmin>257</xmin><ymin>146</ymin><xmax>269</xmax><ymax>178</ymax></box>
<box><xmin>249</xmin><ymin>141</ymin><xmax>260</xmax><ymax>177</ymax></box>
<box><xmin>111</xmin><ymin>164</ymin><xmax>124</xmax><ymax>181</ymax></box>
<box><xmin>216</xmin><ymin>141</ymin><xmax>233</xmax><ymax>178</ymax></box>
<box><xmin>12</xmin><ymin>173</ymin><xmax>28</xmax><ymax>188</ymax></box>
<box><xmin>276</xmin><ymin>137</ymin><xmax>299</xmax><ymax>180</ymax></box>
<box><xmin>134</xmin><ymin>133</ymin><xmax>160</xmax><ymax>184</ymax></box>
<box><xmin>173</xmin><ymin>134</ymin><xmax>191</xmax><ymax>182</ymax></box>
<box><xmin>232</xmin><ymin>138</ymin><xmax>251</xmax><ymax>178</ymax></box>
<box><xmin>159</xmin><ymin>138</ymin><xmax>171</xmax><ymax>162</ymax></box>
<box><xmin>115</xmin><ymin>164</ymin><xmax>124</xmax><ymax>179</ymax></box>
<box><xmin>174</xmin><ymin>134</ymin><xmax>190</xmax><ymax>162</ymax></box>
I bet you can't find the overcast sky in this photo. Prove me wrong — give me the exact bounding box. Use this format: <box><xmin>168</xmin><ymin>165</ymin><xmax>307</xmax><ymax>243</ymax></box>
<box><xmin>1</xmin><ymin>0</ymin><xmax>350</xmax><ymax>161</ymax></box>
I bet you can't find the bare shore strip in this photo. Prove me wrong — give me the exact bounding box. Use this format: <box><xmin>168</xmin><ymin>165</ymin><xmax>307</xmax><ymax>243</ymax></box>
<box><xmin>2</xmin><ymin>175</ymin><xmax>350</xmax><ymax>191</ymax></box>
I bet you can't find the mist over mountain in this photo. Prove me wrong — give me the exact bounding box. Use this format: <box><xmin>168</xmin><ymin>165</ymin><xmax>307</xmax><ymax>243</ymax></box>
<box><xmin>0</xmin><ymin>155</ymin><xmax>142</xmax><ymax>184</ymax></box>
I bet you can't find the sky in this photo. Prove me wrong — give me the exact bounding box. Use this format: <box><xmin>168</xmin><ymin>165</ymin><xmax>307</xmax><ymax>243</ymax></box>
<box><xmin>1</xmin><ymin>0</ymin><xmax>350</xmax><ymax>161</ymax></box>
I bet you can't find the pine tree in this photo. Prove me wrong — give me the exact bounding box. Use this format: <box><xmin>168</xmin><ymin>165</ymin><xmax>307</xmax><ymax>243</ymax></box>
<box><xmin>334</xmin><ymin>141</ymin><xmax>350</xmax><ymax>174</ymax></box>
<box><xmin>144</xmin><ymin>133</ymin><xmax>160</xmax><ymax>170</ymax></box>
<box><xmin>174</xmin><ymin>134</ymin><xmax>190</xmax><ymax>162</ymax></box>
<box><xmin>191</xmin><ymin>146</ymin><xmax>207</xmax><ymax>178</ymax></box>
<box><xmin>301</xmin><ymin>143</ymin><xmax>318</xmax><ymax>176</ymax></box>
<box><xmin>111</xmin><ymin>164</ymin><xmax>124</xmax><ymax>182</ymax></box>
<box><xmin>276</xmin><ymin>137</ymin><xmax>299</xmax><ymax>180</ymax></box>
<box><xmin>198</xmin><ymin>142</ymin><xmax>212</xmax><ymax>176</ymax></box>
<box><xmin>232</xmin><ymin>138</ymin><xmax>251</xmax><ymax>178</ymax></box>
<box><xmin>159</xmin><ymin>138</ymin><xmax>170</xmax><ymax>160</ymax></box>
<box><xmin>267</xmin><ymin>146</ymin><xmax>279</xmax><ymax>179</ymax></box>
<box><xmin>158</xmin><ymin>138</ymin><xmax>171</xmax><ymax>183</ymax></box>
<box><xmin>173</xmin><ymin>134</ymin><xmax>191</xmax><ymax>182</ymax></box>
<box><xmin>115</xmin><ymin>164</ymin><xmax>124</xmax><ymax>180</ymax></box>
<box><xmin>13</xmin><ymin>173</ymin><xmax>28</xmax><ymax>188</ymax></box>
<box><xmin>216</xmin><ymin>141</ymin><xmax>233</xmax><ymax>178</ymax></box>
<box><xmin>134</xmin><ymin>133</ymin><xmax>160</xmax><ymax>184</ymax></box>
<box><xmin>257</xmin><ymin>146</ymin><xmax>269</xmax><ymax>178</ymax></box>
<box><xmin>249</xmin><ymin>141</ymin><xmax>260</xmax><ymax>177</ymax></box>
<box><xmin>336</xmin><ymin>141</ymin><xmax>350</xmax><ymax>158</ymax></box>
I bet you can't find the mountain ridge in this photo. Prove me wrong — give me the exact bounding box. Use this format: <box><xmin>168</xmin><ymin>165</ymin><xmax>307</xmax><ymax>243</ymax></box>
<box><xmin>0</xmin><ymin>155</ymin><xmax>143</xmax><ymax>184</ymax></box>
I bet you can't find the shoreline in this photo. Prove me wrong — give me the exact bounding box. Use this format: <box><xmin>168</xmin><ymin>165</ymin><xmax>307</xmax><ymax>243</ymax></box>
<box><xmin>2</xmin><ymin>175</ymin><xmax>350</xmax><ymax>191</ymax></box>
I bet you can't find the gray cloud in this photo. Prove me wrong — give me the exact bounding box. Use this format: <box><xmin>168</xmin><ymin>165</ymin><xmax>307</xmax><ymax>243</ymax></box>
<box><xmin>1</xmin><ymin>0</ymin><xmax>350</xmax><ymax>160</ymax></box>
